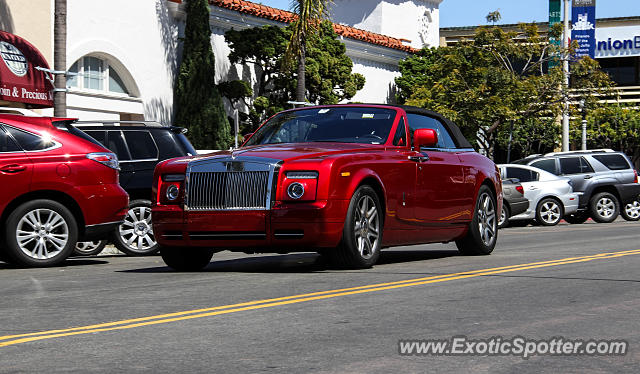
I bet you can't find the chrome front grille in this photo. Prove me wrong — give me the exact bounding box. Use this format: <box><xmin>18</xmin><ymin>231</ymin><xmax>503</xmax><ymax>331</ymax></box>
<box><xmin>187</xmin><ymin>171</ymin><xmax>270</xmax><ymax>210</ymax></box>
<box><xmin>185</xmin><ymin>157</ymin><xmax>280</xmax><ymax>211</ymax></box>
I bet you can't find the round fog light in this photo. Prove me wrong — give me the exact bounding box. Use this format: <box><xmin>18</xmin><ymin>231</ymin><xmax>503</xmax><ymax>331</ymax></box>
<box><xmin>166</xmin><ymin>184</ymin><xmax>180</xmax><ymax>201</ymax></box>
<box><xmin>287</xmin><ymin>182</ymin><xmax>305</xmax><ymax>200</ymax></box>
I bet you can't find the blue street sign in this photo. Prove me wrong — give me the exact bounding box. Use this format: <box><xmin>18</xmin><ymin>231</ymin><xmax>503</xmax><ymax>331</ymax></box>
<box><xmin>571</xmin><ymin>0</ymin><xmax>596</xmax><ymax>58</ymax></box>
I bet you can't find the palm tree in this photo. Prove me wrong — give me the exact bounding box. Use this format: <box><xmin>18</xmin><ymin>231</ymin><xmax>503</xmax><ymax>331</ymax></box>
<box><xmin>286</xmin><ymin>0</ymin><xmax>332</xmax><ymax>106</ymax></box>
<box><xmin>486</xmin><ymin>10</ymin><xmax>501</xmax><ymax>25</ymax></box>
<box><xmin>54</xmin><ymin>0</ymin><xmax>66</xmax><ymax>116</ymax></box>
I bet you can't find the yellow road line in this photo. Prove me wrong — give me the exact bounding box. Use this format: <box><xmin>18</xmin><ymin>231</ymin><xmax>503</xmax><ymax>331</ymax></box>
<box><xmin>2</xmin><ymin>249</ymin><xmax>636</xmax><ymax>341</ymax></box>
<box><xmin>1</xmin><ymin>249</ymin><xmax>639</xmax><ymax>348</ymax></box>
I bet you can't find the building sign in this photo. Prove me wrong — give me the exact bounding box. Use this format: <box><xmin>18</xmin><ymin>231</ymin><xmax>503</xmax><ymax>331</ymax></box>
<box><xmin>595</xmin><ymin>26</ymin><xmax>640</xmax><ymax>58</ymax></box>
<box><xmin>571</xmin><ymin>0</ymin><xmax>596</xmax><ymax>58</ymax></box>
<box><xmin>549</xmin><ymin>0</ymin><xmax>562</xmax><ymax>68</ymax></box>
<box><xmin>0</xmin><ymin>30</ymin><xmax>54</xmax><ymax>107</ymax></box>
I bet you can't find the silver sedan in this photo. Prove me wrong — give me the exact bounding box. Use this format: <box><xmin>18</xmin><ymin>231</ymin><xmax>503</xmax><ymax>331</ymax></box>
<box><xmin>498</xmin><ymin>164</ymin><xmax>579</xmax><ymax>226</ymax></box>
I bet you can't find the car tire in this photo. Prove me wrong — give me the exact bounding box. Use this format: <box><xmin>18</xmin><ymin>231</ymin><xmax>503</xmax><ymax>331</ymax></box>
<box><xmin>589</xmin><ymin>192</ymin><xmax>619</xmax><ymax>223</ymax></box>
<box><xmin>564</xmin><ymin>212</ymin><xmax>590</xmax><ymax>224</ymax></box>
<box><xmin>73</xmin><ymin>240</ymin><xmax>108</xmax><ymax>256</ymax></box>
<box><xmin>3</xmin><ymin>199</ymin><xmax>78</xmax><ymax>267</ymax></box>
<box><xmin>328</xmin><ymin>185</ymin><xmax>383</xmax><ymax>269</ymax></box>
<box><xmin>535</xmin><ymin>197</ymin><xmax>563</xmax><ymax>226</ymax></box>
<box><xmin>498</xmin><ymin>203</ymin><xmax>510</xmax><ymax>229</ymax></box>
<box><xmin>160</xmin><ymin>246</ymin><xmax>214</xmax><ymax>271</ymax></box>
<box><xmin>0</xmin><ymin>248</ymin><xmax>12</xmax><ymax>264</ymax></box>
<box><xmin>621</xmin><ymin>200</ymin><xmax>640</xmax><ymax>221</ymax></box>
<box><xmin>112</xmin><ymin>199</ymin><xmax>159</xmax><ymax>256</ymax></box>
<box><xmin>456</xmin><ymin>185</ymin><xmax>497</xmax><ymax>256</ymax></box>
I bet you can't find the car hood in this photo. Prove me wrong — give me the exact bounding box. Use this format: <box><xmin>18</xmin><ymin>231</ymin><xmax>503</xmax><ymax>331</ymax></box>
<box><xmin>167</xmin><ymin>142</ymin><xmax>385</xmax><ymax>166</ymax></box>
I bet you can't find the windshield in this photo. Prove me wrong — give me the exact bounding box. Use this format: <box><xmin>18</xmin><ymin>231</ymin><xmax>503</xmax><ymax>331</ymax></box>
<box><xmin>245</xmin><ymin>107</ymin><xmax>397</xmax><ymax>146</ymax></box>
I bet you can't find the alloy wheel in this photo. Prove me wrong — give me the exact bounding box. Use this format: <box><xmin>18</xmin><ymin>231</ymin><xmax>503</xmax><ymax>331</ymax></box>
<box><xmin>624</xmin><ymin>201</ymin><xmax>640</xmax><ymax>219</ymax></box>
<box><xmin>353</xmin><ymin>194</ymin><xmax>380</xmax><ymax>260</ymax></box>
<box><xmin>119</xmin><ymin>206</ymin><xmax>156</xmax><ymax>253</ymax></box>
<box><xmin>596</xmin><ymin>197</ymin><xmax>616</xmax><ymax>219</ymax></box>
<box><xmin>477</xmin><ymin>192</ymin><xmax>496</xmax><ymax>246</ymax></box>
<box><xmin>539</xmin><ymin>201</ymin><xmax>561</xmax><ymax>224</ymax></box>
<box><xmin>75</xmin><ymin>241</ymin><xmax>101</xmax><ymax>252</ymax></box>
<box><xmin>499</xmin><ymin>205</ymin><xmax>507</xmax><ymax>226</ymax></box>
<box><xmin>16</xmin><ymin>209</ymin><xmax>69</xmax><ymax>260</ymax></box>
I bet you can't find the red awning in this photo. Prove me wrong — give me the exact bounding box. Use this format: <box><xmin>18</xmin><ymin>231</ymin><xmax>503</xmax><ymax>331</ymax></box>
<box><xmin>0</xmin><ymin>30</ymin><xmax>54</xmax><ymax>108</ymax></box>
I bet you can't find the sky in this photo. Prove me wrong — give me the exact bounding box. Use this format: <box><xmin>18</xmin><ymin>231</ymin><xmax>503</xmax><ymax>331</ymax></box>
<box><xmin>255</xmin><ymin>1</ymin><xmax>640</xmax><ymax>27</ymax></box>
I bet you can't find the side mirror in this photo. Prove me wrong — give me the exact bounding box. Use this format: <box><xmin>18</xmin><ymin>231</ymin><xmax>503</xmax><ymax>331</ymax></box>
<box><xmin>413</xmin><ymin>128</ymin><xmax>437</xmax><ymax>150</ymax></box>
<box><xmin>242</xmin><ymin>133</ymin><xmax>254</xmax><ymax>142</ymax></box>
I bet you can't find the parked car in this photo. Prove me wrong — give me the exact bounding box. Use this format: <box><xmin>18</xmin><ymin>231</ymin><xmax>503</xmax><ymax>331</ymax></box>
<box><xmin>514</xmin><ymin>150</ymin><xmax>640</xmax><ymax>223</ymax></box>
<box><xmin>499</xmin><ymin>178</ymin><xmax>529</xmax><ymax>228</ymax></box>
<box><xmin>0</xmin><ymin>114</ymin><xmax>128</xmax><ymax>266</ymax></box>
<box><xmin>498</xmin><ymin>164</ymin><xmax>578</xmax><ymax>226</ymax></box>
<box><xmin>75</xmin><ymin>121</ymin><xmax>197</xmax><ymax>255</ymax></box>
<box><xmin>153</xmin><ymin>104</ymin><xmax>502</xmax><ymax>271</ymax></box>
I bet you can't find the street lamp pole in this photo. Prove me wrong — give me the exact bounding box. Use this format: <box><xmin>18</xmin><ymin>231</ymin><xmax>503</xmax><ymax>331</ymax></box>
<box><xmin>562</xmin><ymin>0</ymin><xmax>571</xmax><ymax>151</ymax></box>
<box><xmin>579</xmin><ymin>99</ymin><xmax>587</xmax><ymax>150</ymax></box>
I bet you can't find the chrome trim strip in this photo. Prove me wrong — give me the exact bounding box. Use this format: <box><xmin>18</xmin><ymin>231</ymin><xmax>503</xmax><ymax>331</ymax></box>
<box><xmin>274</xmin><ymin>233</ymin><xmax>304</xmax><ymax>238</ymax></box>
<box><xmin>1</xmin><ymin>123</ymin><xmax>63</xmax><ymax>152</ymax></box>
<box><xmin>85</xmin><ymin>220</ymin><xmax>123</xmax><ymax>229</ymax></box>
<box><xmin>184</xmin><ymin>156</ymin><xmax>283</xmax><ymax>211</ymax></box>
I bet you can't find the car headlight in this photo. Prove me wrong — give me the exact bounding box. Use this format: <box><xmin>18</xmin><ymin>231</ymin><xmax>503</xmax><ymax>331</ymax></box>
<box><xmin>166</xmin><ymin>184</ymin><xmax>180</xmax><ymax>201</ymax></box>
<box><xmin>287</xmin><ymin>182</ymin><xmax>305</xmax><ymax>199</ymax></box>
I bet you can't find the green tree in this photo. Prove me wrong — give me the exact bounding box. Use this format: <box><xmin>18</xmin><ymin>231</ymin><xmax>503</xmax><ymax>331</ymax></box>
<box><xmin>286</xmin><ymin>0</ymin><xmax>333</xmax><ymax>104</ymax></box>
<box><xmin>395</xmin><ymin>23</ymin><xmax>612</xmax><ymax>160</ymax></box>
<box><xmin>225</xmin><ymin>25</ymin><xmax>288</xmax><ymax>98</ymax></box>
<box><xmin>174</xmin><ymin>0</ymin><xmax>233</xmax><ymax>150</ymax></box>
<box><xmin>574</xmin><ymin>105</ymin><xmax>640</xmax><ymax>166</ymax></box>
<box><xmin>224</xmin><ymin>21</ymin><xmax>364</xmax><ymax>130</ymax></box>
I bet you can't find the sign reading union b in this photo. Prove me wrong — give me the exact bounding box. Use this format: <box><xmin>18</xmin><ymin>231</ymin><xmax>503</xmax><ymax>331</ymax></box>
<box><xmin>571</xmin><ymin>0</ymin><xmax>596</xmax><ymax>59</ymax></box>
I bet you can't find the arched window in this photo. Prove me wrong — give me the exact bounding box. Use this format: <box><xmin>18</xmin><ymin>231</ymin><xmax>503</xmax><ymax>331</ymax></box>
<box><xmin>67</xmin><ymin>56</ymin><xmax>132</xmax><ymax>95</ymax></box>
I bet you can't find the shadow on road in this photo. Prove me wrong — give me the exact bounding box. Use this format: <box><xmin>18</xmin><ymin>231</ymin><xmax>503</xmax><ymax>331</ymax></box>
<box><xmin>0</xmin><ymin>258</ymin><xmax>109</xmax><ymax>269</ymax></box>
<box><xmin>119</xmin><ymin>249</ymin><xmax>459</xmax><ymax>274</ymax></box>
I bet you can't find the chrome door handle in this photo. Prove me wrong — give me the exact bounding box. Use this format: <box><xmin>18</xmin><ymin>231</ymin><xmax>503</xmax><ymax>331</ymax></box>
<box><xmin>584</xmin><ymin>175</ymin><xmax>593</xmax><ymax>179</ymax></box>
<box><xmin>0</xmin><ymin>164</ymin><xmax>27</xmax><ymax>173</ymax></box>
<box><xmin>408</xmin><ymin>155</ymin><xmax>429</xmax><ymax>162</ymax></box>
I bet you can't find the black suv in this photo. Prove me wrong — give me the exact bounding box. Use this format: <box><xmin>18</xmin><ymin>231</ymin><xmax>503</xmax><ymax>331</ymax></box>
<box><xmin>514</xmin><ymin>149</ymin><xmax>640</xmax><ymax>223</ymax></box>
<box><xmin>76</xmin><ymin>121</ymin><xmax>197</xmax><ymax>255</ymax></box>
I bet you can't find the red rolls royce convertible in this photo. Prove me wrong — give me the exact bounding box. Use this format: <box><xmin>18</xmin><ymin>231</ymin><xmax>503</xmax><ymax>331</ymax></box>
<box><xmin>152</xmin><ymin>104</ymin><xmax>502</xmax><ymax>270</ymax></box>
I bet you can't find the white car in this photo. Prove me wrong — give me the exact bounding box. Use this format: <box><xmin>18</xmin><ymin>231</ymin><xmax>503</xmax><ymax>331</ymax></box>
<box><xmin>498</xmin><ymin>164</ymin><xmax>580</xmax><ymax>226</ymax></box>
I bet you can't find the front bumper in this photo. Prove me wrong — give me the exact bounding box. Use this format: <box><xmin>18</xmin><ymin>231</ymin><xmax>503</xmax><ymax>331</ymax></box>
<box><xmin>153</xmin><ymin>199</ymin><xmax>350</xmax><ymax>251</ymax></box>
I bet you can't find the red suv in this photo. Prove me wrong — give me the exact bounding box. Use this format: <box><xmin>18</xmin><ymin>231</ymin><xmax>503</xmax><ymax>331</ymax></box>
<box><xmin>0</xmin><ymin>114</ymin><xmax>129</xmax><ymax>267</ymax></box>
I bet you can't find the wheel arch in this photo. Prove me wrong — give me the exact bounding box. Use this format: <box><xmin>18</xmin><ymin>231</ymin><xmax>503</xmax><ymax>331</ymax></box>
<box><xmin>354</xmin><ymin>176</ymin><xmax>387</xmax><ymax>224</ymax></box>
<box><xmin>536</xmin><ymin>195</ymin><xmax>565</xmax><ymax>215</ymax></box>
<box><xmin>0</xmin><ymin>190</ymin><xmax>86</xmax><ymax>235</ymax></box>
<box><xmin>590</xmin><ymin>185</ymin><xmax>621</xmax><ymax>204</ymax></box>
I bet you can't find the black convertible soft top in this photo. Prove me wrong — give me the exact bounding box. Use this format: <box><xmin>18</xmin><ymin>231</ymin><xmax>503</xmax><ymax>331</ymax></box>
<box><xmin>394</xmin><ymin>105</ymin><xmax>474</xmax><ymax>149</ymax></box>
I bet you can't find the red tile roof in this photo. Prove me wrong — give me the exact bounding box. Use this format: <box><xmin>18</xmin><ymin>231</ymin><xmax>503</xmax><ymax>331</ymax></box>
<box><xmin>171</xmin><ymin>0</ymin><xmax>418</xmax><ymax>53</ymax></box>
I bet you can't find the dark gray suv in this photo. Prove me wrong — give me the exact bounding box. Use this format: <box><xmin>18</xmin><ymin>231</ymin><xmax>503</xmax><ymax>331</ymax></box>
<box><xmin>514</xmin><ymin>149</ymin><xmax>640</xmax><ymax>223</ymax></box>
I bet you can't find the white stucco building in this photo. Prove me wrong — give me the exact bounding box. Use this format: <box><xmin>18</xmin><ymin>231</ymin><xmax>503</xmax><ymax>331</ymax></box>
<box><xmin>0</xmin><ymin>0</ymin><xmax>444</xmax><ymax>122</ymax></box>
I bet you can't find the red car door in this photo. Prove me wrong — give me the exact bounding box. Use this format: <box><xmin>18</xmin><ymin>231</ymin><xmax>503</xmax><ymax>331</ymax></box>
<box><xmin>0</xmin><ymin>125</ymin><xmax>33</xmax><ymax>214</ymax></box>
<box><xmin>406</xmin><ymin>114</ymin><xmax>467</xmax><ymax>228</ymax></box>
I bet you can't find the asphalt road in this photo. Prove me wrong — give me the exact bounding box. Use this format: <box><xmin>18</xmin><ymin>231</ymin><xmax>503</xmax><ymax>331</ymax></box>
<box><xmin>1</xmin><ymin>219</ymin><xmax>640</xmax><ymax>373</ymax></box>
